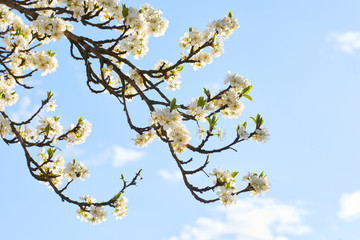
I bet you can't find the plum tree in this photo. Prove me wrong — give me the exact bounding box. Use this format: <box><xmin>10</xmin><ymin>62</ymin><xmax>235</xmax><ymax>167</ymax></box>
<box><xmin>0</xmin><ymin>0</ymin><xmax>270</xmax><ymax>224</ymax></box>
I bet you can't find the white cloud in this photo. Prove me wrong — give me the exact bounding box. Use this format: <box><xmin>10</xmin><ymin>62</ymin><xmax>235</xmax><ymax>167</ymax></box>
<box><xmin>168</xmin><ymin>198</ymin><xmax>311</xmax><ymax>240</ymax></box>
<box><xmin>89</xmin><ymin>145</ymin><xmax>145</xmax><ymax>168</ymax></box>
<box><xmin>332</xmin><ymin>31</ymin><xmax>360</xmax><ymax>54</ymax></box>
<box><xmin>158</xmin><ymin>169</ymin><xmax>182</xmax><ymax>182</ymax></box>
<box><xmin>338</xmin><ymin>191</ymin><xmax>360</xmax><ymax>221</ymax></box>
<box><xmin>112</xmin><ymin>145</ymin><xmax>144</xmax><ymax>167</ymax></box>
<box><xmin>10</xmin><ymin>96</ymin><xmax>37</xmax><ymax>122</ymax></box>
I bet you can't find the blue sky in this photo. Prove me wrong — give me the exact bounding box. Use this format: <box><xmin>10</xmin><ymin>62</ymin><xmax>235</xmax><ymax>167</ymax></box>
<box><xmin>1</xmin><ymin>0</ymin><xmax>360</xmax><ymax>239</ymax></box>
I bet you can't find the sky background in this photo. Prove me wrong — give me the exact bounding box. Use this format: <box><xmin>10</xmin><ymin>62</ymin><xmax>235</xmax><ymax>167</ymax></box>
<box><xmin>1</xmin><ymin>0</ymin><xmax>360</xmax><ymax>239</ymax></box>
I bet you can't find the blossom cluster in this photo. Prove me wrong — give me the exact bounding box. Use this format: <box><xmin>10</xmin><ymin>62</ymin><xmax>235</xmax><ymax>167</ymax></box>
<box><xmin>242</xmin><ymin>171</ymin><xmax>270</xmax><ymax>196</ymax></box>
<box><xmin>153</xmin><ymin>60</ymin><xmax>182</xmax><ymax>91</ymax></box>
<box><xmin>66</xmin><ymin>117</ymin><xmax>92</xmax><ymax>146</ymax></box>
<box><xmin>150</xmin><ymin>108</ymin><xmax>191</xmax><ymax>154</ymax></box>
<box><xmin>123</xmin><ymin>68</ymin><xmax>147</xmax><ymax>97</ymax></box>
<box><xmin>32</xmin><ymin>15</ymin><xmax>73</xmax><ymax>43</ymax></box>
<box><xmin>0</xmin><ymin>114</ymin><xmax>11</xmax><ymax>138</ymax></box>
<box><xmin>0</xmin><ymin>75</ymin><xmax>18</xmax><ymax>112</ymax></box>
<box><xmin>36</xmin><ymin>116</ymin><xmax>63</xmax><ymax>142</ymax></box>
<box><xmin>113</xmin><ymin>196</ymin><xmax>129</xmax><ymax>219</ymax></box>
<box><xmin>253</xmin><ymin>127</ymin><xmax>270</xmax><ymax>143</ymax></box>
<box><xmin>9</xmin><ymin>50</ymin><xmax>59</xmax><ymax>78</ymax></box>
<box><xmin>76</xmin><ymin>195</ymin><xmax>129</xmax><ymax>224</ymax></box>
<box><xmin>76</xmin><ymin>195</ymin><xmax>107</xmax><ymax>225</ymax></box>
<box><xmin>1</xmin><ymin>5</ymin><xmax>68</xmax><ymax>75</ymax></box>
<box><xmin>37</xmin><ymin>149</ymin><xmax>65</xmax><ymax>187</ymax></box>
<box><xmin>237</xmin><ymin>125</ymin><xmax>250</xmax><ymax>140</ymax></box>
<box><xmin>210</xmin><ymin>168</ymin><xmax>238</xmax><ymax>206</ymax></box>
<box><xmin>37</xmin><ymin>149</ymin><xmax>89</xmax><ymax>187</ymax></box>
<box><xmin>63</xmin><ymin>159</ymin><xmax>90</xmax><ymax>182</ymax></box>
<box><xmin>214</xmin><ymin>71</ymin><xmax>251</xmax><ymax>119</ymax></box>
<box><xmin>187</xmin><ymin>97</ymin><xmax>214</xmax><ymax>122</ymax></box>
<box><xmin>224</xmin><ymin>71</ymin><xmax>250</xmax><ymax>90</ymax></box>
<box><xmin>2</xmin><ymin>8</ymin><xmax>31</xmax><ymax>53</ymax></box>
<box><xmin>179</xmin><ymin>12</ymin><xmax>239</xmax><ymax>70</ymax></box>
<box><xmin>118</xmin><ymin>4</ymin><xmax>169</xmax><ymax>59</ymax></box>
<box><xmin>133</xmin><ymin>129</ymin><xmax>155</xmax><ymax>148</ymax></box>
<box><xmin>210</xmin><ymin>168</ymin><xmax>271</xmax><ymax>206</ymax></box>
<box><xmin>186</xmin><ymin>71</ymin><xmax>251</xmax><ymax>128</ymax></box>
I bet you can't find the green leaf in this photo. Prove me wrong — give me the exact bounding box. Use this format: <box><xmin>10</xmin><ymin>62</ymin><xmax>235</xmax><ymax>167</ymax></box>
<box><xmin>47</xmin><ymin>148</ymin><xmax>56</xmax><ymax>158</ymax></box>
<box><xmin>44</xmin><ymin>124</ymin><xmax>50</xmax><ymax>135</ymax></box>
<box><xmin>228</xmin><ymin>11</ymin><xmax>233</xmax><ymax>18</ymax></box>
<box><xmin>211</xmin><ymin>114</ymin><xmax>217</xmax><ymax>124</ymax></box>
<box><xmin>231</xmin><ymin>171</ymin><xmax>239</xmax><ymax>178</ymax></box>
<box><xmin>197</xmin><ymin>96</ymin><xmax>203</xmax><ymax>107</ymax></box>
<box><xmin>215</xmin><ymin>114</ymin><xmax>220</xmax><ymax>124</ymax></box>
<box><xmin>203</xmin><ymin>88</ymin><xmax>210</xmax><ymax>97</ymax></box>
<box><xmin>259</xmin><ymin>171</ymin><xmax>264</xmax><ymax>178</ymax></box>
<box><xmin>78</xmin><ymin>116</ymin><xmax>83</xmax><ymax>124</ymax></box>
<box><xmin>255</xmin><ymin>114</ymin><xmax>264</xmax><ymax>127</ymax></box>
<box><xmin>197</xmin><ymin>96</ymin><xmax>206</xmax><ymax>107</ymax></box>
<box><xmin>241</xmin><ymin>85</ymin><xmax>252</xmax><ymax>95</ymax></box>
<box><xmin>189</xmin><ymin>27</ymin><xmax>193</xmax><ymax>32</ymax></box>
<box><xmin>170</xmin><ymin>98</ymin><xmax>177</xmax><ymax>110</ymax></box>
<box><xmin>47</xmin><ymin>50</ymin><xmax>56</xmax><ymax>57</ymax></box>
<box><xmin>242</xmin><ymin>121</ymin><xmax>247</xmax><ymax>128</ymax></box>
<box><xmin>47</xmin><ymin>91</ymin><xmax>54</xmax><ymax>99</ymax></box>
<box><xmin>176</xmin><ymin>65</ymin><xmax>184</xmax><ymax>71</ymax></box>
<box><xmin>122</xmin><ymin>4</ymin><xmax>129</xmax><ymax>17</ymax></box>
<box><xmin>242</xmin><ymin>94</ymin><xmax>252</xmax><ymax>101</ymax></box>
<box><xmin>212</xmin><ymin>33</ymin><xmax>217</xmax><ymax>41</ymax></box>
<box><xmin>250</xmin><ymin>117</ymin><xmax>256</xmax><ymax>124</ymax></box>
<box><xmin>206</xmin><ymin>114</ymin><xmax>218</xmax><ymax>129</ymax></box>
<box><xmin>72</xmin><ymin>159</ymin><xmax>77</xmax><ymax>164</ymax></box>
<box><xmin>15</xmin><ymin>28</ymin><xmax>21</xmax><ymax>35</ymax></box>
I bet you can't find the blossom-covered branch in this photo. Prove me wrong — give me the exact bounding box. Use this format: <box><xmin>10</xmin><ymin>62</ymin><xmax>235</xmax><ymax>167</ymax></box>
<box><xmin>0</xmin><ymin>0</ymin><xmax>270</xmax><ymax>224</ymax></box>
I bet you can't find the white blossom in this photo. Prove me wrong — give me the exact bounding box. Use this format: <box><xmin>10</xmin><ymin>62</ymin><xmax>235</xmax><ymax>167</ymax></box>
<box><xmin>242</xmin><ymin>172</ymin><xmax>270</xmax><ymax>196</ymax></box>
<box><xmin>36</xmin><ymin>116</ymin><xmax>63</xmax><ymax>141</ymax></box>
<box><xmin>224</xmin><ymin>71</ymin><xmax>251</xmax><ymax>91</ymax></box>
<box><xmin>150</xmin><ymin>107</ymin><xmax>191</xmax><ymax>154</ymax></box>
<box><xmin>63</xmin><ymin>160</ymin><xmax>90</xmax><ymax>182</ymax></box>
<box><xmin>0</xmin><ymin>75</ymin><xmax>18</xmax><ymax>111</ymax></box>
<box><xmin>113</xmin><ymin>196</ymin><xmax>128</xmax><ymax>220</ymax></box>
<box><xmin>237</xmin><ymin>125</ymin><xmax>249</xmax><ymax>140</ymax></box>
<box><xmin>0</xmin><ymin>115</ymin><xmax>11</xmax><ymax>138</ymax></box>
<box><xmin>210</xmin><ymin>168</ymin><xmax>238</xmax><ymax>206</ymax></box>
<box><xmin>133</xmin><ymin>130</ymin><xmax>155</xmax><ymax>148</ymax></box>
<box><xmin>217</xmin><ymin>127</ymin><xmax>225</xmax><ymax>141</ymax></box>
<box><xmin>37</xmin><ymin>150</ymin><xmax>65</xmax><ymax>188</ymax></box>
<box><xmin>88</xmin><ymin>205</ymin><xmax>107</xmax><ymax>224</ymax></box>
<box><xmin>216</xmin><ymin>186</ymin><xmax>237</xmax><ymax>206</ymax></box>
<box><xmin>66</xmin><ymin>118</ymin><xmax>92</xmax><ymax>146</ymax></box>
<box><xmin>187</xmin><ymin>98</ymin><xmax>208</xmax><ymax>122</ymax></box>
<box><xmin>253</xmin><ymin>127</ymin><xmax>269</xmax><ymax>143</ymax></box>
<box><xmin>154</xmin><ymin>60</ymin><xmax>181</xmax><ymax>90</ymax></box>
<box><xmin>46</xmin><ymin>100</ymin><xmax>57</xmax><ymax>112</ymax></box>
